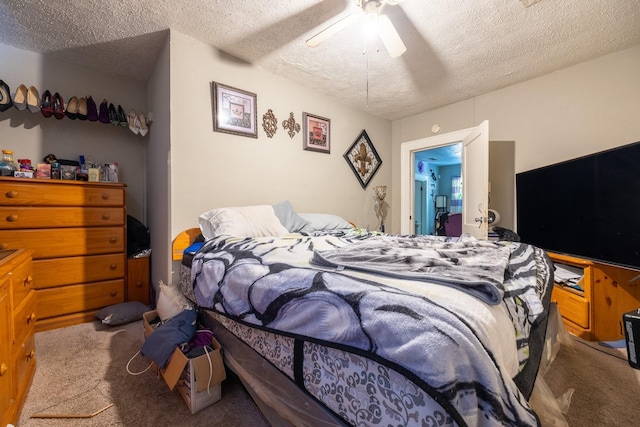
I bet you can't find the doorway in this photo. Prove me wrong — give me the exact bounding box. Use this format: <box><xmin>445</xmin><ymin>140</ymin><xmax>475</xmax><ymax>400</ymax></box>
<box><xmin>400</xmin><ymin>121</ymin><xmax>489</xmax><ymax>238</ymax></box>
<box><xmin>413</xmin><ymin>144</ymin><xmax>462</xmax><ymax>236</ymax></box>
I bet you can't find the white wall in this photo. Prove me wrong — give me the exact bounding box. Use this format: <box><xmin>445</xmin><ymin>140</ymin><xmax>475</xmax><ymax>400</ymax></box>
<box><xmin>0</xmin><ymin>43</ymin><xmax>148</xmax><ymax>220</ymax></box>
<box><xmin>164</xmin><ymin>31</ymin><xmax>392</xmax><ymax>281</ymax></box>
<box><xmin>391</xmin><ymin>45</ymin><xmax>640</xmax><ymax>233</ymax></box>
<box><xmin>145</xmin><ymin>32</ymin><xmax>171</xmax><ymax>292</ymax></box>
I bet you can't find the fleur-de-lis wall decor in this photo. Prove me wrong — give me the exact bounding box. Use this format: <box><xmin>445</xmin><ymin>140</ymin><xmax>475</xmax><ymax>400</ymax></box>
<box><xmin>282</xmin><ymin>112</ymin><xmax>300</xmax><ymax>139</ymax></box>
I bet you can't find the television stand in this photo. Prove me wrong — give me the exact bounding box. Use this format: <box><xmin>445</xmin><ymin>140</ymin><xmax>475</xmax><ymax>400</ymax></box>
<box><xmin>548</xmin><ymin>252</ymin><xmax>640</xmax><ymax>341</ymax></box>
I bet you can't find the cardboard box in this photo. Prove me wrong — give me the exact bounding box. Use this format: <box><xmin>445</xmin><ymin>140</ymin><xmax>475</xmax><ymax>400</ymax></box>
<box><xmin>177</xmin><ymin>358</ymin><xmax>222</xmax><ymax>414</ymax></box>
<box><xmin>143</xmin><ymin>310</ymin><xmax>227</xmax><ymax>410</ymax></box>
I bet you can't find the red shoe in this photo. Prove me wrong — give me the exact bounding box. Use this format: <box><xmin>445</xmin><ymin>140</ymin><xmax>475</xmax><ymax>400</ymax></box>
<box><xmin>53</xmin><ymin>92</ymin><xmax>65</xmax><ymax>120</ymax></box>
<box><xmin>40</xmin><ymin>90</ymin><xmax>53</xmax><ymax>118</ymax></box>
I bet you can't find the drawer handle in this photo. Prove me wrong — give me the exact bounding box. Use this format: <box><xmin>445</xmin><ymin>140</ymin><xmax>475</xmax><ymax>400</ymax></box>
<box><xmin>136</xmin><ymin>281</ymin><xmax>143</xmax><ymax>288</ymax></box>
<box><xmin>7</xmin><ymin>214</ymin><xmax>18</xmax><ymax>222</ymax></box>
<box><xmin>0</xmin><ymin>243</ymin><xmax>7</xmax><ymax>250</ymax></box>
<box><xmin>102</xmin><ymin>213</ymin><xmax>111</xmax><ymax>220</ymax></box>
<box><xmin>0</xmin><ymin>363</ymin><xmax>7</xmax><ymax>376</ymax></box>
<box><xmin>110</xmin><ymin>291</ymin><xmax>118</xmax><ymax>297</ymax></box>
<box><xmin>102</xmin><ymin>193</ymin><xmax>110</xmax><ymax>200</ymax></box>
<box><xmin>24</xmin><ymin>275</ymin><xmax>33</xmax><ymax>286</ymax></box>
<box><xmin>27</xmin><ymin>312</ymin><xmax>36</xmax><ymax>324</ymax></box>
<box><xmin>26</xmin><ymin>349</ymin><xmax>35</xmax><ymax>360</ymax></box>
<box><xmin>109</xmin><ymin>237</ymin><xmax>117</xmax><ymax>244</ymax></box>
<box><xmin>6</xmin><ymin>190</ymin><xmax>18</xmax><ymax>198</ymax></box>
<box><xmin>109</xmin><ymin>263</ymin><xmax>117</xmax><ymax>270</ymax></box>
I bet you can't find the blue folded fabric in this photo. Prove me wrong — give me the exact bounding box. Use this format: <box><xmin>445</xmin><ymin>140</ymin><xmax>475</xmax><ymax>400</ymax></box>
<box><xmin>141</xmin><ymin>309</ymin><xmax>197</xmax><ymax>369</ymax></box>
<box><xmin>184</xmin><ymin>242</ymin><xmax>205</xmax><ymax>254</ymax></box>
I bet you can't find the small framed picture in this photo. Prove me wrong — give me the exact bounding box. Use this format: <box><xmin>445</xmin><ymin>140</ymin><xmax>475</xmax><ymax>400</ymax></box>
<box><xmin>302</xmin><ymin>112</ymin><xmax>330</xmax><ymax>154</ymax></box>
<box><xmin>344</xmin><ymin>129</ymin><xmax>382</xmax><ymax>189</ymax></box>
<box><xmin>212</xmin><ymin>82</ymin><xmax>257</xmax><ymax>138</ymax></box>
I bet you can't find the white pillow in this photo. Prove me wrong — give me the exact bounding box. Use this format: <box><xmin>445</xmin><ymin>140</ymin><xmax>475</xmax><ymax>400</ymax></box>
<box><xmin>156</xmin><ymin>280</ymin><xmax>192</xmax><ymax>321</ymax></box>
<box><xmin>199</xmin><ymin>205</ymin><xmax>289</xmax><ymax>239</ymax></box>
<box><xmin>299</xmin><ymin>213</ymin><xmax>353</xmax><ymax>232</ymax></box>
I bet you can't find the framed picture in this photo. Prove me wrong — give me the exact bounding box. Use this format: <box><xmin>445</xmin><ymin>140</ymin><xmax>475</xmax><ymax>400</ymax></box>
<box><xmin>302</xmin><ymin>112</ymin><xmax>330</xmax><ymax>153</ymax></box>
<box><xmin>212</xmin><ymin>82</ymin><xmax>257</xmax><ymax>138</ymax></box>
<box><xmin>343</xmin><ymin>129</ymin><xmax>382</xmax><ymax>189</ymax></box>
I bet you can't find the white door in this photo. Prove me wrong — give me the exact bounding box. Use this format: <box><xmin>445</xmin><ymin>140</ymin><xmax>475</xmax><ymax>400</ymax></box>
<box><xmin>461</xmin><ymin>120</ymin><xmax>489</xmax><ymax>239</ymax></box>
<box><xmin>400</xmin><ymin>121</ymin><xmax>490</xmax><ymax>237</ymax></box>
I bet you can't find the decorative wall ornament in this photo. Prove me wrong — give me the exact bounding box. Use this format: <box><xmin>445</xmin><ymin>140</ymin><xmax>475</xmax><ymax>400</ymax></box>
<box><xmin>343</xmin><ymin>129</ymin><xmax>382</xmax><ymax>189</ymax></box>
<box><xmin>282</xmin><ymin>112</ymin><xmax>300</xmax><ymax>139</ymax></box>
<box><xmin>262</xmin><ymin>109</ymin><xmax>278</xmax><ymax>138</ymax></box>
<box><xmin>212</xmin><ymin>81</ymin><xmax>257</xmax><ymax>138</ymax></box>
<box><xmin>302</xmin><ymin>112</ymin><xmax>330</xmax><ymax>154</ymax></box>
<box><xmin>373</xmin><ymin>185</ymin><xmax>387</xmax><ymax>232</ymax></box>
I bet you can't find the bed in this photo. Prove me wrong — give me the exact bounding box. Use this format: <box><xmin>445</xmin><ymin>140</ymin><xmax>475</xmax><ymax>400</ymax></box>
<box><xmin>173</xmin><ymin>204</ymin><xmax>555</xmax><ymax>427</ymax></box>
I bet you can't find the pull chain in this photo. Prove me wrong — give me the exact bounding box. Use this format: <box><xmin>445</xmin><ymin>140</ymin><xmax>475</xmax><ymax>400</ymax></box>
<box><xmin>363</xmin><ymin>45</ymin><xmax>369</xmax><ymax>109</ymax></box>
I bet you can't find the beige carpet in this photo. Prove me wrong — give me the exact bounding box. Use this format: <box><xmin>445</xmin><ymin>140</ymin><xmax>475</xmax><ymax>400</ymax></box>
<box><xmin>16</xmin><ymin>318</ymin><xmax>640</xmax><ymax>427</ymax></box>
<box><xmin>543</xmin><ymin>335</ymin><xmax>640</xmax><ymax>427</ymax></box>
<box><xmin>18</xmin><ymin>319</ymin><xmax>270</xmax><ymax>427</ymax></box>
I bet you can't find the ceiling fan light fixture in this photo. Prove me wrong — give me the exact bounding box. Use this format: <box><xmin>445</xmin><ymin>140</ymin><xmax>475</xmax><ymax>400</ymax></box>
<box><xmin>363</xmin><ymin>10</ymin><xmax>379</xmax><ymax>38</ymax></box>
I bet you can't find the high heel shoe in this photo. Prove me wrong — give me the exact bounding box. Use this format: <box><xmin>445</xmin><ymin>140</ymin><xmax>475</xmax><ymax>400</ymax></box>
<box><xmin>86</xmin><ymin>96</ymin><xmax>98</xmax><ymax>121</ymax></box>
<box><xmin>137</xmin><ymin>111</ymin><xmax>149</xmax><ymax>136</ymax></box>
<box><xmin>76</xmin><ymin>97</ymin><xmax>88</xmax><ymax>120</ymax></box>
<box><xmin>40</xmin><ymin>90</ymin><xmax>53</xmax><ymax>118</ymax></box>
<box><xmin>0</xmin><ymin>80</ymin><xmax>12</xmax><ymax>112</ymax></box>
<box><xmin>108</xmin><ymin>103</ymin><xmax>118</xmax><ymax>126</ymax></box>
<box><xmin>12</xmin><ymin>84</ymin><xmax>27</xmax><ymax>111</ymax></box>
<box><xmin>117</xmin><ymin>105</ymin><xmax>128</xmax><ymax>128</ymax></box>
<box><xmin>128</xmin><ymin>111</ymin><xmax>139</xmax><ymax>134</ymax></box>
<box><xmin>65</xmin><ymin>96</ymin><xmax>79</xmax><ymax>120</ymax></box>
<box><xmin>98</xmin><ymin>99</ymin><xmax>110</xmax><ymax>124</ymax></box>
<box><xmin>52</xmin><ymin>92</ymin><xmax>65</xmax><ymax>120</ymax></box>
<box><xmin>26</xmin><ymin>86</ymin><xmax>40</xmax><ymax>113</ymax></box>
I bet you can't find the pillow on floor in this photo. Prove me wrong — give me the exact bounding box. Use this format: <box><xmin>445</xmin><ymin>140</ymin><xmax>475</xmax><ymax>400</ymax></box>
<box><xmin>95</xmin><ymin>301</ymin><xmax>150</xmax><ymax>326</ymax></box>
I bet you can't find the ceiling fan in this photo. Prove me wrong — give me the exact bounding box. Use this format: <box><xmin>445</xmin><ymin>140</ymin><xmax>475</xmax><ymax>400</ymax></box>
<box><xmin>306</xmin><ymin>0</ymin><xmax>408</xmax><ymax>58</ymax></box>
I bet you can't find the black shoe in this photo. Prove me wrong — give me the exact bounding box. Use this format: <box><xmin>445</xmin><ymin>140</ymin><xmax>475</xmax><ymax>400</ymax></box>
<box><xmin>117</xmin><ymin>105</ymin><xmax>128</xmax><ymax>128</ymax></box>
<box><xmin>0</xmin><ymin>80</ymin><xmax>13</xmax><ymax>112</ymax></box>
<box><xmin>108</xmin><ymin>103</ymin><xmax>118</xmax><ymax>126</ymax></box>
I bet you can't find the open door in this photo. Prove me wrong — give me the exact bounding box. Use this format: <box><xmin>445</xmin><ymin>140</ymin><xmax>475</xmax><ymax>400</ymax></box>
<box><xmin>461</xmin><ymin>120</ymin><xmax>489</xmax><ymax>239</ymax></box>
<box><xmin>400</xmin><ymin>121</ymin><xmax>489</xmax><ymax>237</ymax></box>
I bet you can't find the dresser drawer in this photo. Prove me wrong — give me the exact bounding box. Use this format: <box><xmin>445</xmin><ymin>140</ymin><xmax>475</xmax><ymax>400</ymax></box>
<box><xmin>0</xmin><ymin>227</ymin><xmax>124</xmax><ymax>259</ymax></box>
<box><xmin>0</xmin><ymin>207</ymin><xmax>124</xmax><ymax>229</ymax></box>
<box><xmin>551</xmin><ymin>286</ymin><xmax>589</xmax><ymax>328</ymax></box>
<box><xmin>13</xmin><ymin>332</ymin><xmax>35</xmax><ymax>392</ymax></box>
<box><xmin>11</xmin><ymin>256</ymin><xmax>33</xmax><ymax>309</ymax></box>
<box><xmin>13</xmin><ymin>290</ymin><xmax>37</xmax><ymax>347</ymax></box>
<box><xmin>34</xmin><ymin>254</ymin><xmax>125</xmax><ymax>289</ymax></box>
<box><xmin>36</xmin><ymin>280</ymin><xmax>125</xmax><ymax>319</ymax></box>
<box><xmin>0</xmin><ymin>181</ymin><xmax>124</xmax><ymax>207</ymax></box>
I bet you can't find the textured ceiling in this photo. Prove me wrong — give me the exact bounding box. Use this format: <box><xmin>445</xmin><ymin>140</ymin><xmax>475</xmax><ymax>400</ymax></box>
<box><xmin>1</xmin><ymin>0</ymin><xmax>639</xmax><ymax>120</ymax></box>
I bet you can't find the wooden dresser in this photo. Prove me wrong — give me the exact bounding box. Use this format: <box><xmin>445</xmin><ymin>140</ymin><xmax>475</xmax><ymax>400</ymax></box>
<box><xmin>0</xmin><ymin>177</ymin><xmax>127</xmax><ymax>332</ymax></box>
<box><xmin>549</xmin><ymin>252</ymin><xmax>640</xmax><ymax>341</ymax></box>
<box><xmin>0</xmin><ymin>249</ymin><xmax>35</xmax><ymax>427</ymax></box>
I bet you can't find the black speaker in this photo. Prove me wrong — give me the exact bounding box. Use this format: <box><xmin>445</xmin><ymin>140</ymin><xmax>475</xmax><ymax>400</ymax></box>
<box><xmin>623</xmin><ymin>309</ymin><xmax>640</xmax><ymax>370</ymax></box>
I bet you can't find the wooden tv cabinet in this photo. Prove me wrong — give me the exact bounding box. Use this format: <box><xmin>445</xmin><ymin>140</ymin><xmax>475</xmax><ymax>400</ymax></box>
<box><xmin>549</xmin><ymin>252</ymin><xmax>640</xmax><ymax>341</ymax></box>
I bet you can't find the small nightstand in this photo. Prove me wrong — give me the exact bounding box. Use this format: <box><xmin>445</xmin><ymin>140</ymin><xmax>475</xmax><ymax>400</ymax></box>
<box><xmin>127</xmin><ymin>257</ymin><xmax>150</xmax><ymax>305</ymax></box>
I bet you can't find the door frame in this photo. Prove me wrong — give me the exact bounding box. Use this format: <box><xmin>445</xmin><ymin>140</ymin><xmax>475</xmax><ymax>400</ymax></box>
<box><xmin>400</xmin><ymin>124</ymin><xmax>487</xmax><ymax>235</ymax></box>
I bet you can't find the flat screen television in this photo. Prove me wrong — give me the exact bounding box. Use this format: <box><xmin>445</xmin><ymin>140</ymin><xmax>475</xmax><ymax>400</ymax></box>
<box><xmin>516</xmin><ymin>140</ymin><xmax>640</xmax><ymax>270</ymax></box>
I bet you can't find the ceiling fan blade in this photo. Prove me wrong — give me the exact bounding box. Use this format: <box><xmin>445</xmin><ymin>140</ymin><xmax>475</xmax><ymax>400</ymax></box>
<box><xmin>378</xmin><ymin>14</ymin><xmax>406</xmax><ymax>58</ymax></box>
<box><xmin>306</xmin><ymin>12</ymin><xmax>359</xmax><ymax>47</ymax></box>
